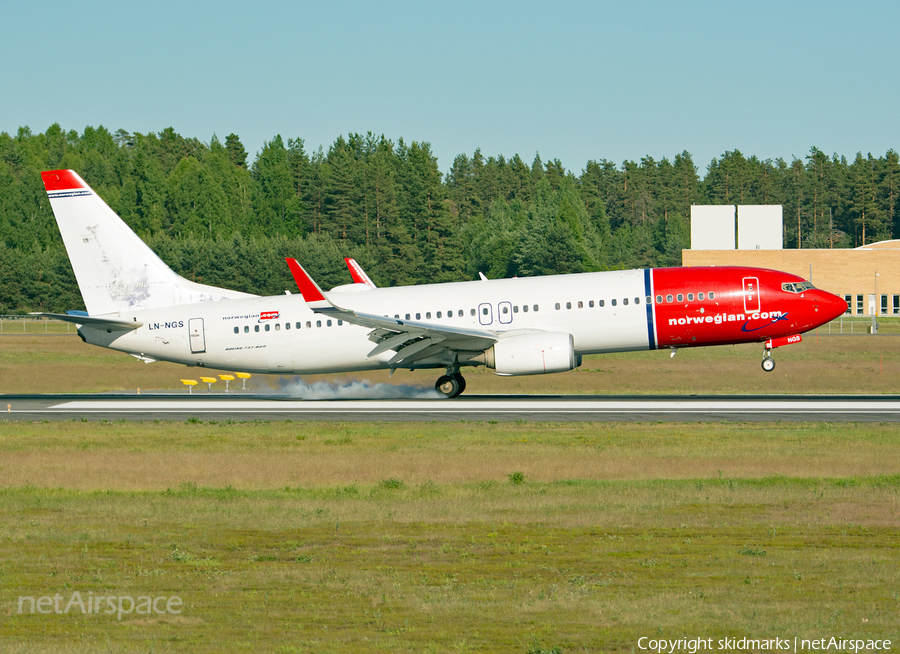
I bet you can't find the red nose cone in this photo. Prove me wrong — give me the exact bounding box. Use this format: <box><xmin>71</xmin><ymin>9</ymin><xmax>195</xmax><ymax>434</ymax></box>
<box><xmin>821</xmin><ymin>291</ymin><xmax>847</xmax><ymax>323</ymax></box>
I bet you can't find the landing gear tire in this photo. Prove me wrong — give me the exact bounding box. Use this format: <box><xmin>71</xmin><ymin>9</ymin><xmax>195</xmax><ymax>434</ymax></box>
<box><xmin>761</xmin><ymin>357</ymin><xmax>776</xmax><ymax>372</ymax></box>
<box><xmin>436</xmin><ymin>374</ymin><xmax>462</xmax><ymax>398</ymax></box>
<box><xmin>453</xmin><ymin>373</ymin><xmax>466</xmax><ymax>395</ymax></box>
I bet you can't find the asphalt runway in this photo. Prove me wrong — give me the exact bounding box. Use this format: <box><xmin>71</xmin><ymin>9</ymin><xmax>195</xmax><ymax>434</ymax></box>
<box><xmin>3</xmin><ymin>393</ymin><xmax>900</xmax><ymax>422</ymax></box>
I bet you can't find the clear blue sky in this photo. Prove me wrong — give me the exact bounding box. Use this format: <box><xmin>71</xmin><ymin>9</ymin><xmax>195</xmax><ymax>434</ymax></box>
<box><xmin>2</xmin><ymin>0</ymin><xmax>897</xmax><ymax>174</ymax></box>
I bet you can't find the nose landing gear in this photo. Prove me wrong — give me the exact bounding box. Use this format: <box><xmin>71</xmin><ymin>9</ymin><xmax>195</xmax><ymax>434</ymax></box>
<box><xmin>435</xmin><ymin>368</ymin><xmax>466</xmax><ymax>398</ymax></box>
<box><xmin>760</xmin><ymin>334</ymin><xmax>802</xmax><ymax>372</ymax></box>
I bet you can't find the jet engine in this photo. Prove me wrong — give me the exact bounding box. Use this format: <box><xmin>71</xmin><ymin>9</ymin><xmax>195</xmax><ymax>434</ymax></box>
<box><xmin>481</xmin><ymin>331</ymin><xmax>577</xmax><ymax>376</ymax></box>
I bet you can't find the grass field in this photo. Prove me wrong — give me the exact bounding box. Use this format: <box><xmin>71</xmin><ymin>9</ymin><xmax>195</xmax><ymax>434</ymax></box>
<box><xmin>1</xmin><ymin>421</ymin><xmax>898</xmax><ymax>652</ymax></box>
<box><xmin>1</xmin><ymin>333</ymin><xmax>899</xmax><ymax>652</ymax></box>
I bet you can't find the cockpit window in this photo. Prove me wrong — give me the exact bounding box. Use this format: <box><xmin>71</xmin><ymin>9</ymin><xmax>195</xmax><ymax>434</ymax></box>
<box><xmin>782</xmin><ymin>281</ymin><xmax>816</xmax><ymax>293</ymax></box>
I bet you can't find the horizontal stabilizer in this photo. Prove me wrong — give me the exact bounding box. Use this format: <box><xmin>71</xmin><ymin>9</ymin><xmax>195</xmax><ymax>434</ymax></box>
<box><xmin>29</xmin><ymin>312</ymin><xmax>142</xmax><ymax>330</ymax></box>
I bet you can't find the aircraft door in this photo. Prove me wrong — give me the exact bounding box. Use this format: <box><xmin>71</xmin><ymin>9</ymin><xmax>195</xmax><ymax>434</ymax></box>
<box><xmin>188</xmin><ymin>318</ymin><xmax>206</xmax><ymax>353</ymax></box>
<box><xmin>478</xmin><ymin>302</ymin><xmax>493</xmax><ymax>326</ymax></box>
<box><xmin>742</xmin><ymin>277</ymin><xmax>760</xmax><ymax>313</ymax></box>
<box><xmin>498</xmin><ymin>301</ymin><xmax>513</xmax><ymax>324</ymax></box>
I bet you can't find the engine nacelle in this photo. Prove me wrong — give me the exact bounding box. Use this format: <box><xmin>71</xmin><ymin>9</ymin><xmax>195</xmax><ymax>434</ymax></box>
<box><xmin>483</xmin><ymin>331</ymin><xmax>576</xmax><ymax>376</ymax></box>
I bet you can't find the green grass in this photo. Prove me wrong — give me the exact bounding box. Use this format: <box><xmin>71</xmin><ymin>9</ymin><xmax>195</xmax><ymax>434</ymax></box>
<box><xmin>1</xmin><ymin>331</ymin><xmax>899</xmax><ymax>651</ymax></box>
<box><xmin>1</xmin><ymin>420</ymin><xmax>899</xmax><ymax>652</ymax></box>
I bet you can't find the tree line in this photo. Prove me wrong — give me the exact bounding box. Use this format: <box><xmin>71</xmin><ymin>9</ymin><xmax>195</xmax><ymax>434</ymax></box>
<box><xmin>0</xmin><ymin>123</ymin><xmax>897</xmax><ymax>313</ymax></box>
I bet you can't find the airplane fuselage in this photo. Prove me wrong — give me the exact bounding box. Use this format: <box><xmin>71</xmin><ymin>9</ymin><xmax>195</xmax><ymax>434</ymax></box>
<box><xmin>79</xmin><ymin>265</ymin><xmax>842</xmax><ymax>375</ymax></box>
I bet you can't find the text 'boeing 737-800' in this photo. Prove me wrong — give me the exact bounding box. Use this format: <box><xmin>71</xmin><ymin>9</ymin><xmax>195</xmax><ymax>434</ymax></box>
<box><xmin>33</xmin><ymin>170</ymin><xmax>847</xmax><ymax>398</ymax></box>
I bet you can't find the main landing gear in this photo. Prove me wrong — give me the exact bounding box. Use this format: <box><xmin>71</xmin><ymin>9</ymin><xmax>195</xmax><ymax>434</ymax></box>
<box><xmin>435</xmin><ymin>369</ymin><xmax>467</xmax><ymax>398</ymax></box>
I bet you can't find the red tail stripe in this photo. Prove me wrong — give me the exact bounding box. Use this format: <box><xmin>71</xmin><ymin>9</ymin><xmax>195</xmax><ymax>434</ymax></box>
<box><xmin>41</xmin><ymin>170</ymin><xmax>87</xmax><ymax>192</ymax></box>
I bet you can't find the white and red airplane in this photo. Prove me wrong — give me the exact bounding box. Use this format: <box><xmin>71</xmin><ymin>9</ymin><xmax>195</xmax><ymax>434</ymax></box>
<box><xmin>35</xmin><ymin>169</ymin><xmax>847</xmax><ymax>397</ymax></box>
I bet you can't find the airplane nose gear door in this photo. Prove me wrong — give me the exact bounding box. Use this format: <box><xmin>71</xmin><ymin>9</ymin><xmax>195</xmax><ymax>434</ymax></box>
<box><xmin>742</xmin><ymin>277</ymin><xmax>760</xmax><ymax>313</ymax></box>
<box><xmin>188</xmin><ymin>318</ymin><xmax>206</xmax><ymax>353</ymax></box>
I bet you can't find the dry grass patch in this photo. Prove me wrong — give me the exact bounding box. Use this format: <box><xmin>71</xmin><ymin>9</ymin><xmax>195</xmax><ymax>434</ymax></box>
<box><xmin>2</xmin><ymin>421</ymin><xmax>900</xmax><ymax>490</ymax></box>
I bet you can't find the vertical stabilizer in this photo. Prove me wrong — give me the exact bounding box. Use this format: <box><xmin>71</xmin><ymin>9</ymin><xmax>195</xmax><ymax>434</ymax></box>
<box><xmin>42</xmin><ymin>170</ymin><xmax>254</xmax><ymax>315</ymax></box>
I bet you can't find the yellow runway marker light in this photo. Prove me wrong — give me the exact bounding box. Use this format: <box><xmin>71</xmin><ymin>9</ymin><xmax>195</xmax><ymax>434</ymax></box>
<box><xmin>219</xmin><ymin>374</ymin><xmax>235</xmax><ymax>392</ymax></box>
<box><xmin>235</xmin><ymin>372</ymin><xmax>251</xmax><ymax>390</ymax></box>
<box><xmin>199</xmin><ymin>376</ymin><xmax>217</xmax><ymax>393</ymax></box>
<box><xmin>181</xmin><ymin>379</ymin><xmax>198</xmax><ymax>394</ymax></box>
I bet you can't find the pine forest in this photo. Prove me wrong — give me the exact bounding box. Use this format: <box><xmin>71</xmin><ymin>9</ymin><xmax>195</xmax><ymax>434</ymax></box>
<box><xmin>1</xmin><ymin>124</ymin><xmax>898</xmax><ymax>313</ymax></box>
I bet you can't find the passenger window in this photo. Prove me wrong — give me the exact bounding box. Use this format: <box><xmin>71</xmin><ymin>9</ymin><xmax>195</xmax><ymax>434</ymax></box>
<box><xmin>555</xmin><ymin>303</ymin><xmax>561</xmax><ymax>310</ymax></box>
<box><xmin>416</xmin><ymin>313</ymin><xmax>421</xmax><ymax>320</ymax></box>
<box><xmin>255</xmin><ymin>325</ymin><xmax>260</xmax><ymax>332</ymax></box>
<box><xmin>635</xmin><ymin>297</ymin><xmax>640</xmax><ymax>305</ymax></box>
<box><xmin>296</xmin><ymin>322</ymin><xmax>301</xmax><ymax>329</ymax></box>
<box><xmin>611</xmin><ymin>299</ymin><xmax>617</xmax><ymax>306</ymax></box>
<box><xmin>533</xmin><ymin>305</ymin><xmax>539</xmax><ymax>312</ymax></box>
<box><xmin>687</xmin><ymin>293</ymin><xmax>694</xmax><ymax>301</ymax></box>
<box><xmin>437</xmin><ymin>311</ymin><xmax>442</xmax><ymax>318</ymax></box>
<box><xmin>233</xmin><ymin>327</ymin><xmax>239</xmax><ymax>334</ymax></box>
<box><xmin>523</xmin><ymin>305</ymin><xmax>529</xmax><ymax>312</ymax></box>
<box><xmin>698</xmin><ymin>293</ymin><xmax>704</xmax><ymax>301</ymax></box>
<box><xmin>566</xmin><ymin>302</ymin><xmax>572</xmax><ymax>309</ymax></box>
<box><xmin>623</xmin><ymin>298</ymin><xmax>629</xmax><ymax>306</ymax></box>
<box><xmin>458</xmin><ymin>310</ymin><xmax>463</xmax><ymax>317</ymax></box>
<box><xmin>656</xmin><ymin>295</ymin><xmax>663</xmax><ymax>303</ymax></box>
<box><xmin>265</xmin><ymin>324</ymin><xmax>270</xmax><ymax>332</ymax></box>
<box><xmin>327</xmin><ymin>320</ymin><xmax>332</xmax><ymax>327</ymax></box>
<box><xmin>306</xmin><ymin>321</ymin><xmax>311</xmax><ymax>328</ymax></box>
<box><xmin>677</xmin><ymin>294</ymin><xmax>684</xmax><ymax>302</ymax></box>
<box><xmin>502</xmin><ymin>306</ymin><xmax>508</xmax><ymax>314</ymax></box>
<box><xmin>589</xmin><ymin>300</ymin><xmax>594</xmax><ymax>308</ymax></box>
<box><xmin>599</xmin><ymin>300</ymin><xmax>605</xmax><ymax>307</ymax></box>
<box><xmin>482</xmin><ymin>307</ymin><xmax>489</xmax><ymax>315</ymax></box>
<box><xmin>513</xmin><ymin>306</ymin><xmax>519</xmax><ymax>313</ymax></box>
<box><xmin>275</xmin><ymin>323</ymin><xmax>281</xmax><ymax>331</ymax></box>
<box><xmin>709</xmin><ymin>292</ymin><xmax>716</xmax><ymax>300</ymax></box>
<box><xmin>470</xmin><ymin>309</ymin><xmax>475</xmax><ymax>316</ymax></box>
<box><xmin>646</xmin><ymin>296</ymin><xmax>652</xmax><ymax>304</ymax></box>
<box><xmin>244</xmin><ymin>326</ymin><xmax>249</xmax><ymax>333</ymax></box>
<box><xmin>577</xmin><ymin>301</ymin><xmax>583</xmax><ymax>309</ymax></box>
<box><xmin>405</xmin><ymin>313</ymin><xmax>411</xmax><ymax>320</ymax></box>
<box><xmin>285</xmin><ymin>323</ymin><xmax>290</xmax><ymax>330</ymax></box>
<box><xmin>316</xmin><ymin>320</ymin><xmax>322</xmax><ymax>328</ymax></box>
<box><xmin>426</xmin><ymin>312</ymin><xmax>431</xmax><ymax>319</ymax></box>
<box><xmin>666</xmin><ymin>294</ymin><xmax>673</xmax><ymax>303</ymax></box>
<box><xmin>338</xmin><ymin>320</ymin><xmax>342</xmax><ymax>326</ymax></box>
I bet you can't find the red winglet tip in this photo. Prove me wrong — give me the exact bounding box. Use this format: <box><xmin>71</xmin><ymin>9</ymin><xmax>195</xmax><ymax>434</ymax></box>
<box><xmin>285</xmin><ymin>258</ymin><xmax>326</xmax><ymax>302</ymax></box>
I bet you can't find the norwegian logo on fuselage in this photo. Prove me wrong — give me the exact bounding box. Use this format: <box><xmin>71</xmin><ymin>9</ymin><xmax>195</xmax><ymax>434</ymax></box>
<box><xmin>259</xmin><ymin>311</ymin><xmax>280</xmax><ymax>323</ymax></box>
<box><xmin>667</xmin><ymin>310</ymin><xmax>787</xmax><ymax>331</ymax></box>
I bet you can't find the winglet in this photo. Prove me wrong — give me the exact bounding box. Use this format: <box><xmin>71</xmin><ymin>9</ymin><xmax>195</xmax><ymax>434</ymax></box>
<box><xmin>285</xmin><ymin>258</ymin><xmax>328</xmax><ymax>304</ymax></box>
<box><xmin>344</xmin><ymin>258</ymin><xmax>377</xmax><ymax>287</ymax></box>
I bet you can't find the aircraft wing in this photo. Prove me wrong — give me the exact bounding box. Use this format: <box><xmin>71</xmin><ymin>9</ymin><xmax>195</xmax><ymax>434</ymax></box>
<box><xmin>29</xmin><ymin>312</ymin><xmax>142</xmax><ymax>330</ymax></box>
<box><xmin>285</xmin><ymin>258</ymin><xmax>497</xmax><ymax>366</ymax></box>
